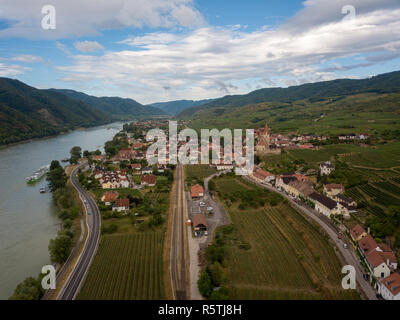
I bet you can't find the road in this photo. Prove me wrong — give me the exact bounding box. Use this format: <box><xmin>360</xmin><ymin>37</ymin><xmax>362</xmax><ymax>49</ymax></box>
<box><xmin>57</xmin><ymin>164</ymin><xmax>101</xmax><ymax>300</ymax></box>
<box><xmin>203</xmin><ymin>171</ymin><xmax>230</xmax><ymax>246</ymax></box>
<box><xmin>243</xmin><ymin>175</ymin><xmax>377</xmax><ymax>300</ymax></box>
<box><xmin>170</xmin><ymin>164</ymin><xmax>188</xmax><ymax>300</ymax></box>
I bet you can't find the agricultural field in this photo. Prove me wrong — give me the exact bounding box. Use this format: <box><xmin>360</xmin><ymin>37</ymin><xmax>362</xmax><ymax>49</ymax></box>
<box><xmin>342</xmin><ymin>142</ymin><xmax>400</xmax><ymax>168</ymax></box>
<box><xmin>212</xmin><ymin>175</ymin><xmax>359</xmax><ymax>300</ymax></box>
<box><xmin>78</xmin><ymin>231</ymin><xmax>165</xmax><ymax>300</ymax></box>
<box><xmin>184</xmin><ymin>164</ymin><xmax>216</xmax><ymax>185</ymax></box>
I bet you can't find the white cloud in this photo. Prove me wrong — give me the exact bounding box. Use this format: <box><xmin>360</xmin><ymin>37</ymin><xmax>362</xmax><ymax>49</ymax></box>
<box><xmin>0</xmin><ymin>0</ymin><xmax>204</xmax><ymax>39</ymax></box>
<box><xmin>55</xmin><ymin>2</ymin><xmax>400</xmax><ymax>103</ymax></box>
<box><xmin>56</xmin><ymin>41</ymin><xmax>72</xmax><ymax>55</ymax></box>
<box><xmin>74</xmin><ymin>41</ymin><xmax>104</xmax><ymax>53</ymax></box>
<box><xmin>10</xmin><ymin>54</ymin><xmax>44</xmax><ymax>63</ymax></box>
<box><xmin>0</xmin><ymin>62</ymin><xmax>30</xmax><ymax>77</ymax></box>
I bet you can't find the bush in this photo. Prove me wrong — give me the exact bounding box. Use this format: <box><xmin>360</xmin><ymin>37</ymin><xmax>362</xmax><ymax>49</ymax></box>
<box><xmin>198</xmin><ymin>269</ymin><xmax>213</xmax><ymax>298</ymax></box>
<box><xmin>209</xmin><ymin>287</ymin><xmax>230</xmax><ymax>300</ymax></box>
<box><xmin>101</xmin><ymin>223</ymin><xmax>118</xmax><ymax>234</ymax></box>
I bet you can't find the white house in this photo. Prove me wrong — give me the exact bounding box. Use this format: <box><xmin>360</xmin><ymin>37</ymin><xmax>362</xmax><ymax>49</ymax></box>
<box><xmin>379</xmin><ymin>273</ymin><xmax>400</xmax><ymax>300</ymax></box>
<box><xmin>112</xmin><ymin>198</ymin><xmax>130</xmax><ymax>212</ymax></box>
<box><xmin>319</xmin><ymin>161</ymin><xmax>335</xmax><ymax>176</ymax></box>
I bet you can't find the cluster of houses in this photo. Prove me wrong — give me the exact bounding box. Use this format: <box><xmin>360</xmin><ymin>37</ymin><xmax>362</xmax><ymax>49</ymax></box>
<box><xmin>350</xmin><ymin>225</ymin><xmax>399</xmax><ymax>300</ymax></box>
<box><xmin>338</xmin><ymin>133</ymin><xmax>369</xmax><ymax>141</ymax></box>
<box><xmin>94</xmin><ymin>169</ymin><xmax>130</xmax><ymax>189</ymax></box>
<box><xmin>101</xmin><ymin>192</ymin><xmax>130</xmax><ymax>213</ymax></box>
<box><xmin>250</xmin><ymin>166</ymin><xmax>357</xmax><ymax>218</ymax></box>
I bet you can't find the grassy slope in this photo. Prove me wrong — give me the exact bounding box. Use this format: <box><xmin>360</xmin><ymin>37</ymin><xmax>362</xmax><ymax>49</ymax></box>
<box><xmin>185</xmin><ymin>93</ymin><xmax>400</xmax><ymax>136</ymax></box>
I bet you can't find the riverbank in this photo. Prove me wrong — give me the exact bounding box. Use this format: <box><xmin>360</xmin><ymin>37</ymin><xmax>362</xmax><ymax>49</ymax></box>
<box><xmin>0</xmin><ymin>123</ymin><xmax>123</xmax><ymax>299</ymax></box>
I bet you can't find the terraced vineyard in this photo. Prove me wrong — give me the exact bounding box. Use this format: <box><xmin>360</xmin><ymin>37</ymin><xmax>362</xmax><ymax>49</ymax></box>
<box><xmin>359</xmin><ymin>184</ymin><xmax>400</xmax><ymax>207</ymax></box>
<box><xmin>373</xmin><ymin>181</ymin><xmax>400</xmax><ymax>197</ymax></box>
<box><xmin>78</xmin><ymin>231</ymin><xmax>165</xmax><ymax>300</ymax></box>
<box><xmin>214</xmin><ymin>176</ymin><xmax>359</xmax><ymax>300</ymax></box>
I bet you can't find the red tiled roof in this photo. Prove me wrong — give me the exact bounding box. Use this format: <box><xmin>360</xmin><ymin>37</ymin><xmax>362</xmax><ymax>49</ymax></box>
<box><xmin>115</xmin><ymin>198</ymin><xmax>129</xmax><ymax>209</ymax></box>
<box><xmin>102</xmin><ymin>192</ymin><xmax>118</xmax><ymax>203</ymax></box>
<box><xmin>193</xmin><ymin>213</ymin><xmax>208</xmax><ymax>228</ymax></box>
<box><xmin>141</xmin><ymin>175</ymin><xmax>156</xmax><ymax>185</ymax></box>
<box><xmin>350</xmin><ymin>224</ymin><xmax>366</xmax><ymax>240</ymax></box>
<box><xmin>381</xmin><ymin>273</ymin><xmax>400</xmax><ymax>296</ymax></box>
<box><xmin>358</xmin><ymin>234</ymin><xmax>378</xmax><ymax>255</ymax></box>
<box><xmin>191</xmin><ymin>184</ymin><xmax>204</xmax><ymax>198</ymax></box>
<box><xmin>324</xmin><ymin>184</ymin><xmax>344</xmax><ymax>192</ymax></box>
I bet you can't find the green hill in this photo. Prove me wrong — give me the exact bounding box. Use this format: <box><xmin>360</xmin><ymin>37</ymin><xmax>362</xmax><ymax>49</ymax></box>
<box><xmin>52</xmin><ymin>89</ymin><xmax>166</xmax><ymax>119</ymax></box>
<box><xmin>0</xmin><ymin>78</ymin><xmax>113</xmax><ymax>145</ymax></box>
<box><xmin>148</xmin><ymin>98</ymin><xmax>216</xmax><ymax>116</ymax></box>
<box><xmin>178</xmin><ymin>71</ymin><xmax>400</xmax><ymax>119</ymax></box>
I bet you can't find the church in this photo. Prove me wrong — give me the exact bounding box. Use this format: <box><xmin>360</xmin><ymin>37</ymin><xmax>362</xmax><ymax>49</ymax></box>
<box><xmin>255</xmin><ymin>123</ymin><xmax>281</xmax><ymax>155</ymax></box>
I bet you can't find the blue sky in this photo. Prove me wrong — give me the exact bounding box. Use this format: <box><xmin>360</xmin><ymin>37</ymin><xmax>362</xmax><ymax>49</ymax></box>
<box><xmin>0</xmin><ymin>0</ymin><xmax>399</xmax><ymax>104</ymax></box>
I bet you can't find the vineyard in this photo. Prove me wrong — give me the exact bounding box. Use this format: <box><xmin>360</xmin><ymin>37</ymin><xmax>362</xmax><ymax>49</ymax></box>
<box><xmin>214</xmin><ymin>176</ymin><xmax>359</xmax><ymax>300</ymax></box>
<box><xmin>358</xmin><ymin>184</ymin><xmax>400</xmax><ymax>207</ymax></box>
<box><xmin>78</xmin><ymin>231</ymin><xmax>165</xmax><ymax>300</ymax></box>
<box><xmin>373</xmin><ymin>181</ymin><xmax>400</xmax><ymax>197</ymax></box>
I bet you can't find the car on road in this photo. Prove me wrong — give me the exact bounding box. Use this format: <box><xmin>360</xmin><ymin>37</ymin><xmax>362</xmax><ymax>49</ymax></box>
<box><xmin>343</xmin><ymin>243</ymin><xmax>348</xmax><ymax>249</ymax></box>
<box><xmin>87</xmin><ymin>211</ymin><xmax>91</xmax><ymax>215</ymax></box>
<box><xmin>204</xmin><ymin>231</ymin><xmax>208</xmax><ymax>236</ymax></box>
<box><xmin>200</xmin><ymin>202</ymin><xmax>206</xmax><ymax>206</ymax></box>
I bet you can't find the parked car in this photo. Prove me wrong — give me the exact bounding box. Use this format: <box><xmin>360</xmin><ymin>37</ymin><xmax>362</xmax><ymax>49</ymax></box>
<box><xmin>343</xmin><ymin>243</ymin><xmax>348</xmax><ymax>249</ymax></box>
<box><xmin>204</xmin><ymin>231</ymin><xmax>208</xmax><ymax>236</ymax></box>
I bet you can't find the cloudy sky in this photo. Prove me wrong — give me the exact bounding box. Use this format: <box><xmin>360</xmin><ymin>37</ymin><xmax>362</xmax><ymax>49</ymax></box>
<box><xmin>0</xmin><ymin>0</ymin><xmax>399</xmax><ymax>104</ymax></box>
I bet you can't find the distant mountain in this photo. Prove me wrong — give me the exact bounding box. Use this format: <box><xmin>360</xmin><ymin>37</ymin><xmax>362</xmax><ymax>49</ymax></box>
<box><xmin>0</xmin><ymin>78</ymin><xmax>112</xmax><ymax>145</ymax></box>
<box><xmin>148</xmin><ymin>98</ymin><xmax>216</xmax><ymax>116</ymax></box>
<box><xmin>52</xmin><ymin>89</ymin><xmax>166</xmax><ymax>119</ymax></box>
<box><xmin>178</xmin><ymin>71</ymin><xmax>400</xmax><ymax>118</ymax></box>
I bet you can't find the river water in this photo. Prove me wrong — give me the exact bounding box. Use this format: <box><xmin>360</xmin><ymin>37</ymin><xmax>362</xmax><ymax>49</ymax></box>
<box><xmin>0</xmin><ymin>122</ymin><xmax>123</xmax><ymax>299</ymax></box>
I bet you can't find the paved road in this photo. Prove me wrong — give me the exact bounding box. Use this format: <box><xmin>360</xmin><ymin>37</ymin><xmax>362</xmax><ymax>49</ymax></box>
<box><xmin>243</xmin><ymin>176</ymin><xmax>377</xmax><ymax>300</ymax></box>
<box><xmin>170</xmin><ymin>164</ymin><xmax>188</xmax><ymax>300</ymax></box>
<box><xmin>57</xmin><ymin>164</ymin><xmax>101</xmax><ymax>300</ymax></box>
<box><xmin>203</xmin><ymin>171</ymin><xmax>230</xmax><ymax>246</ymax></box>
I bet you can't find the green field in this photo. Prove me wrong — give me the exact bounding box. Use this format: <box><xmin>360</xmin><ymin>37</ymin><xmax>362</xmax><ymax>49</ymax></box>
<box><xmin>78</xmin><ymin>231</ymin><xmax>165</xmax><ymax>300</ymax></box>
<box><xmin>184</xmin><ymin>164</ymin><xmax>216</xmax><ymax>185</ymax></box>
<box><xmin>213</xmin><ymin>175</ymin><xmax>359</xmax><ymax>300</ymax></box>
<box><xmin>186</xmin><ymin>93</ymin><xmax>400</xmax><ymax>137</ymax></box>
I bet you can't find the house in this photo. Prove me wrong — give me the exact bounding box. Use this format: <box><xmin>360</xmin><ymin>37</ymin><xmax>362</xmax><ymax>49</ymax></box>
<box><xmin>191</xmin><ymin>184</ymin><xmax>204</xmax><ymax>199</ymax></box>
<box><xmin>287</xmin><ymin>180</ymin><xmax>314</xmax><ymax>199</ymax></box>
<box><xmin>142</xmin><ymin>167</ymin><xmax>153</xmax><ymax>175</ymax></box>
<box><xmin>379</xmin><ymin>273</ymin><xmax>400</xmax><ymax>300</ymax></box>
<box><xmin>101</xmin><ymin>191</ymin><xmax>118</xmax><ymax>205</ymax></box>
<box><xmin>119</xmin><ymin>178</ymin><xmax>130</xmax><ymax>188</ymax></box>
<box><xmin>350</xmin><ymin>224</ymin><xmax>367</xmax><ymax>242</ymax></box>
<box><xmin>309</xmin><ymin>192</ymin><xmax>345</xmax><ymax>217</ymax></box>
<box><xmin>192</xmin><ymin>213</ymin><xmax>208</xmax><ymax>231</ymax></box>
<box><xmin>275</xmin><ymin>175</ymin><xmax>298</xmax><ymax>193</ymax></box>
<box><xmin>157</xmin><ymin>164</ymin><xmax>166</xmax><ymax>173</ymax></box>
<box><xmin>117</xmin><ymin>148</ymin><xmax>136</xmax><ymax>160</ymax></box>
<box><xmin>324</xmin><ymin>184</ymin><xmax>344</xmax><ymax>197</ymax></box>
<box><xmin>131</xmin><ymin>163</ymin><xmax>141</xmax><ymax>171</ymax></box>
<box><xmin>252</xmin><ymin>169</ymin><xmax>275</xmax><ymax>184</ymax></box>
<box><xmin>320</xmin><ymin>161</ymin><xmax>335</xmax><ymax>176</ymax></box>
<box><xmin>112</xmin><ymin>198</ymin><xmax>130</xmax><ymax>212</ymax></box>
<box><xmin>133</xmin><ymin>142</ymin><xmax>144</xmax><ymax>150</ymax></box>
<box><xmin>358</xmin><ymin>133</ymin><xmax>369</xmax><ymax>140</ymax></box>
<box><xmin>334</xmin><ymin>193</ymin><xmax>357</xmax><ymax>208</ymax></box>
<box><xmin>358</xmin><ymin>235</ymin><xmax>397</xmax><ymax>279</ymax></box>
<box><xmin>141</xmin><ymin>175</ymin><xmax>157</xmax><ymax>187</ymax></box>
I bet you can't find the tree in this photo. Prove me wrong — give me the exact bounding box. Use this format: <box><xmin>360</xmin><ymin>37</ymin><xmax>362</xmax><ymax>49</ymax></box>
<box><xmin>8</xmin><ymin>276</ymin><xmax>44</xmax><ymax>300</ymax></box>
<box><xmin>210</xmin><ymin>262</ymin><xmax>225</xmax><ymax>287</ymax></box>
<box><xmin>47</xmin><ymin>160</ymin><xmax>67</xmax><ymax>191</ymax></box>
<box><xmin>209</xmin><ymin>287</ymin><xmax>229</xmax><ymax>300</ymax></box>
<box><xmin>83</xmin><ymin>150</ymin><xmax>90</xmax><ymax>157</ymax></box>
<box><xmin>198</xmin><ymin>269</ymin><xmax>213</xmax><ymax>298</ymax></box>
<box><xmin>70</xmin><ymin>146</ymin><xmax>82</xmax><ymax>164</ymax></box>
<box><xmin>48</xmin><ymin>234</ymin><xmax>73</xmax><ymax>264</ymax></box>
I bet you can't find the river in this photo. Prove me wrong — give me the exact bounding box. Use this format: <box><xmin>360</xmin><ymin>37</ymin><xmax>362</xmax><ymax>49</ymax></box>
<box><xmin>0</xmin><ymin>122</ymin><xmax>123</xmax><ymax>299</ymax></box>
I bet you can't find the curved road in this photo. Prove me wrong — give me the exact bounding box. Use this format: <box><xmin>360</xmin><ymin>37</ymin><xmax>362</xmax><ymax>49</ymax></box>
<box><xmin>57</xmin><ymin>164</ymin><xmax>101</xmax><ymax>300</ymax></box>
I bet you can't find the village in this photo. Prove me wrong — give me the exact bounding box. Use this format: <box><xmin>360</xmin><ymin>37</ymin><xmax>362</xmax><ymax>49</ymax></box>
<box><xmin>80</xmin><ymin>120</ymin><xmax>398</xmax><ymax>300</ymax></box>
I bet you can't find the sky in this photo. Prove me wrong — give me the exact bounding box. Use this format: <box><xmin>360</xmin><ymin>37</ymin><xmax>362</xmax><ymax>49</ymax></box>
<box><xmin>0</xmin><ymin>0</ymin><xmax>399</xmax><ymax>104</ymax></box>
